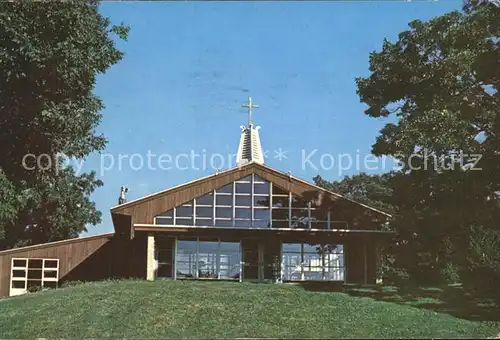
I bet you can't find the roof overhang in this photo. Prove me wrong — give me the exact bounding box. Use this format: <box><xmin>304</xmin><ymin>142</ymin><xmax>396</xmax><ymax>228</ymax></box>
<box><xmin>134</xmin><ymin>224</ymin><xmax>396</xmax><ymax>236</ymax></box>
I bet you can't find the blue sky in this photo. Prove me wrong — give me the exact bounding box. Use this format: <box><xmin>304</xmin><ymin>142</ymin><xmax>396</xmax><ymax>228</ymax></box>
<box><xmin>82</xmin><ymin>0</ymin><xmax>462</xmax><ymax>235</ymax></box>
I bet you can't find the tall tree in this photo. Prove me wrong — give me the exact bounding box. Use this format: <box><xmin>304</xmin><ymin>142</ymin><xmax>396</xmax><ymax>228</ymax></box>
<box><xmin>0</xmin><ymin>2</ymin><xmax>129</xmax><ymax>249</ymax></box>
<box><xmin>313</xmin><ymin>172</ymin><xmax>395</xmax><ymax>215</ymax></box>
<box><xmin>355</xmin><ymin>0</ymin><xmax>500</xmax><ymax>285</ymax></box>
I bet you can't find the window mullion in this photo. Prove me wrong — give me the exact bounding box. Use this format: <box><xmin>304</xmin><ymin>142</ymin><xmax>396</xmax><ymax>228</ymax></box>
<box><xmin>232</xmin><ymin>183</ymin><xmax>236</xmax><ymax>227</ymax></box>
<box><xmin>307</xmin><ymin>201</ymin><xmax>312</xmax><ymax>229</ymax></box>
<box><xmin>251</xmin><ymin>173</ymin><xmax>255</xmax><ymax>228</ymax></box>
<box><xmin>269</xmin><ymin>182</ymin><xmax>273</xmax><ymax>228</ymax></box>
<box><xmin>193</xmin><ymin>198</ymin><xmax>197</xmax><ymax>226</ymax></box>
<box><xmin>196</xmin><ymin>237</ymin><xmax>200</xmax><ymax>279</ymax></box>
<box><xmin>217</xmin><ymin>239</ymin><xmax>221</xmax><ymax>279</ymax></box>
<box><xmin>288</xmin><ymin>192</ymin><xmax>292</xmax><ymax>228</ymax></box>
<box><xmin>213</xmin><ymin>189</ymin><xmax>216</xmax><ymax>226</ymax></box>
<box><xmin>301</xmin><ymin>243</ymin><xmax>304</xmax><ymax>281</ymax></box>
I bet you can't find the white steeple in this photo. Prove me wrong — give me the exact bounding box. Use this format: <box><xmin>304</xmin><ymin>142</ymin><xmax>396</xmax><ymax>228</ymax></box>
<box><xmin>236</xmin><ymin>96</ymin><xmax>265</xmax><ymax>166</ymax></box>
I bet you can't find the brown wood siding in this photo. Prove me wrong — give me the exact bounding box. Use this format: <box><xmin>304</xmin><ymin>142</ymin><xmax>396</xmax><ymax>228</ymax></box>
<box><xmin>0</xmin><ymin>235</ymin><xmax>113</xmax><ymax>297</ymax></box>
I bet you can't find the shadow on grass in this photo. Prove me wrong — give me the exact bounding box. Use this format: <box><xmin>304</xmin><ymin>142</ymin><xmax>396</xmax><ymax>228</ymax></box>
<box><xmin>297</xmin><ymin>282</ymin><xmax>500</xmax><ymax>322</ymax></box>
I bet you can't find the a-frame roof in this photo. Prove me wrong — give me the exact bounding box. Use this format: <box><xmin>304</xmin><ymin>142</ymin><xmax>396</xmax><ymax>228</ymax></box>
<box><xmin>110</xmin><ymin>162</ymin><xmax>391</xmax><ymax>228</ymax></box>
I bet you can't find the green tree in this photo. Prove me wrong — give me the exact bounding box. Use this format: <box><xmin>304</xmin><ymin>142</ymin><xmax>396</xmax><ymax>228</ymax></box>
<box><xmin>355</xmin><ymin>0</ymin><xmax>500</xmax><ymax>286</ymax></box>
<box><xmin>0</xmin><ymin>2</ymin><xmax>129</xmax><ymax>249</ymax></box>
<box><xmin>313</xmin><ymin>172</ymin><xmax>395</xmax><ymax>215</ymax></box>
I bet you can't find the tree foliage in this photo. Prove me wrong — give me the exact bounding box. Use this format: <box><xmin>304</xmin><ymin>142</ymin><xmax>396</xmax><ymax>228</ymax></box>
<box><xmin>355</xmin><ymin>0</ymin><xmax>500</xmax><ymax>287</ymax></box>
<box><xmin>0</xmin><ymin>2</ymin><xmax>128</xmax><ymax>249</ymax></box>
<box><xmin>313</xmin><ymin>172</ymin><xmax>395</xmax><ymax>217</ymax></box>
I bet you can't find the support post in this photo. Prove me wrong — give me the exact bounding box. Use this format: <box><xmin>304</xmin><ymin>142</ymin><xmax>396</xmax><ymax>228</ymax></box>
<box><xmin>146</xmin><ymin>233</ymin><xmax>156</xmax><ymax>281</ymax></box>
<box><xmin>363</xmin><ymin>237</ymin><xmax>368</xmax><ymax>285</ymax></box>
<box><xmin>173</xmin><ymin>237</ymin><xmax>177</xmax><ymax>280</ymax></box>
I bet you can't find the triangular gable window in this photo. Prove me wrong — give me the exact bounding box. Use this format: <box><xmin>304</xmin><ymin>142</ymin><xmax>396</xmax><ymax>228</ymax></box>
<box><xmin>154</xmin><ymin>173</ymin><xmax>344</xmax><ymax>229</ymax></box>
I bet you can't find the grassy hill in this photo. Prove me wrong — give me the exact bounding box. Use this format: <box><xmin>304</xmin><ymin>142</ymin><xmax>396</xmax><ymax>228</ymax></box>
<box><xmin>0</xmin><ymin>280</ymin><xmax>498</xmax><ymax>338</ymax></box>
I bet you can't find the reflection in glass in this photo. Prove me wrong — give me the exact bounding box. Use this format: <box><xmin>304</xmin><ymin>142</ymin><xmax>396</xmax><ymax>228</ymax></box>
<box><xmin>175</xmin><ymin>239</ymin><xmax>240</xmax><ymax>280</ymax></box>
<box><xmin>154</xmin><ymin>175</ymin><xmax>345</xmax><ymax>230</ymax></box>
<box><xmin>281</xmin><ymin>243</ymin><xmax>344</xmax><ymax>282</ymax></box>
<box><xmin>176</xmin><ymin>240</ymin><xmax>197</xmax><ymax>279</ymax></box>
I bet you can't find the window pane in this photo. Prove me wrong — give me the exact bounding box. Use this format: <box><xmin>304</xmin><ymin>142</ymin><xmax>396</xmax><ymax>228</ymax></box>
<box><xmin>272</xmin><ymin>196</ymin><xmax>289</xmax><ymax>208</ymax></box>
<box><xmin>272</xmin><ymin>220</ymin><xmax>289</xmax><ymax>228</ymax></box>
<box><xmin>11</xmin><ymin>280</ymin><xmax>25</xmax><ymax>289</ymax></box>
<box><xmin>236</xmin><ymin>175</ymin><xmax>252</xmax><ymax>182</ymax></box>
<box><xmin>253</xmin><ymin>219</ymin><xmax>270</xmax><ymax>228</ymax></box>
<box><xmin>235</xmin><ymin>196</ymin><xmax>252</xmax><ymax>207</ymax></box>
<box><xmin>235</xmin><ymin>182</ymin><xmax>251</xmax><ymax>194</ymax></box>
<box><xmin>254</xmin><ymin>196</ymin><xmax>269</xmax><ymax>207</ymax></box>
<box><xmin>235</xmin><ymin>208</ymin><xmax>251</xmax><ymax>219</ymax></box>
<box><xmin>157</xmin><ymin>210</ymin><xmax>174</xmax><ymax>218</ymax></box>
<box><xmin>254</xmin><ymin>209</ymin><xmax>270</xmax><ymax>220</ymax></box>
<box><xmin>28</xmin><ymin>270</ymin><xmax>42</xmax><ymax>280</ymax></box>
<box><xmin>272</xmin><ymin>208</ymin><xmax>288</xmax><ymax>220</ymax></box>
<box><xmin>254</xmin><ymin>183</ymin><xmax>269</xmax><ymax>195</ymax></box>
<box><xmin>219</xmin><ymin>242</ymin><xmax>241</xmax><ymax>279</ymax></box>
<box><xmin>176</xmin><ymin>206</ymin><xmax>193</xmax><ymax>218</ymax></box>
<box><xmin>28</xmin><ymin>259</ymin><xmax>43</xmax><ymax>269</ymax></box>
<box><xmin>303</xmin><ymin>244</ymin><xmax>321</xmax><ymax>253</ymax></box>
<box><xmin>215</xmin><ymin>219</ymin><xmax>233</xmax><ymax>227</ymax></box>
<box><xmin>291</xmin><ymin>196</ymin><xmax>309</xmax><ymax>208</ymax></box>
<box><xmin>196</xmin><ymin>194</ymin><xmax>213</xmax><ymax>206</ymax></box>
<box><xmin>156</xmin><ymin>217</ymin><xmax>172</xmax><ymax>225</ymax></box>
<box><xmin>44</xmin><ymin>260</ymin><xmax>58</xmax><ymax>268</ymax></box>
<box><xmin>44</xmin><ymin>270</ymin><xmax>57</xmax><ymax>278</ymax></box>
<box><xmin>198</xmin><ymin>241</ymin><xmax>219</xmax><ymax>278</ymax></box>
<box><xmin>219</xmin><ymin>242</ymin><xmax>240</xmax><ymax>252</ymax></box>
<box><xmin>283</xmin><ymin>243</ymin><xmax>301</xmax><ymax>252</ymax></box>
<box><xmin>311</xmin><ymin>209</ymin><xmax>328</xmax><ymax>221</ymax></box>
<box><xmin>216</xmin><ymin>207</ymin><xmax>232</xmax><ymax>218</ymax></box>
<box><xmin>311</xmin><ymin>221</ymin><xmax>328</xmax><ymax>229</ymax></box>
<box><xmin>291</xmin><ymin>209</ymin><xmax>309</xmax><ymax>229</ymax></box>
<box><xmin>176</xmin><ymin>240</ymin><xmax>197</xmax><ymax>278</ymax></box>
<box><xmin>234</xmin><ymin>219</ymin><xmax>252</xmax><ymax>228</ymax></box>
<box><xmin>253</xmin><ymin>175</ymin><xmax>266</xmax><ymax>183</ymax></box>
<box><xmin>196</xmin><ymin>207</ymin><xmax>213</xmax><ymax>218</ymax></box>
<box><xmin>12</xmin><ymin>270</ymin><xmax>26</xmax><ymax>278</ymax></box>
<box><xmin>195</xmin><ymin>219</ymin><xmax>213</xmax><ymax>226</ymax></box>
<box><xmin>216</xmin><ymin>183</ymin><xmax>233</xmax><ymax>194</ymax></box>
<box><xmin>176</xmin><ymin>217</ymin><xmax>193</xmax><ymax>226</ymax></box>
<box><xmin>13</xmin><ymin>259</ymin><xmax>26</xmax><ymax>267</ymax></box>
<box><xmin>216</xmin><ymin>195</ymin><xmax>233</xmax><ymax>206</ymax></box>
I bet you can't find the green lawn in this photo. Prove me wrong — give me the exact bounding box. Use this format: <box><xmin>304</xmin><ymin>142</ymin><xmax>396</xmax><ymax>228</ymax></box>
<box><xmin>0</xmin><ymin>280</ymin><xmax>499</xmax><ymax>338</ymax></box>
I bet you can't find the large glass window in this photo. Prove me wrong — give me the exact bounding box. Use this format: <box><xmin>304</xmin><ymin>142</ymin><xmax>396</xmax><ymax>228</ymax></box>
<box><xmin>176</xmin><ymin>240</ymin><xmax>197</xmax><ymax>278</ymax></box>
<box><xmin>175</xmin><ymin>238</ymin><xmax>241</xmax><ymax>280</ymax></box>
<box><xmin>153</xmin><ymin>174</ymin><xmax>347</xmax><ymax>229</ymax></box>
<box><xmin>281</xmin><ymin>243</ymin><xmax>344</xmax><ymax>282</ymax></box>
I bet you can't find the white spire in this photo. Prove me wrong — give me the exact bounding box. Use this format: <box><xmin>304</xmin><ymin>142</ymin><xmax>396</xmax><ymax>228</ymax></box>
<box><xmin>236</xmin><ymin>97</ymin><xmax>264</xmax><ymax>166</ymax></box>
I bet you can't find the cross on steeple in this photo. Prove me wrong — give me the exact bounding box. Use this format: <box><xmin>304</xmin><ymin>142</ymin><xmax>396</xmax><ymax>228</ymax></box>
<box><xmin>241</xmin><ymin>96</ymin><xmax>259</xmax><ymax>126</ymax></box>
